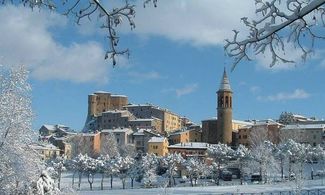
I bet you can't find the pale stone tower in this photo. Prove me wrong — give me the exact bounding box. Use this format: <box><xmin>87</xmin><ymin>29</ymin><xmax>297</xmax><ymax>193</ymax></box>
<box><xmin>217</xmin><ymin>68</ymin><xmax>233</xmax><ymax>144</ymax></box>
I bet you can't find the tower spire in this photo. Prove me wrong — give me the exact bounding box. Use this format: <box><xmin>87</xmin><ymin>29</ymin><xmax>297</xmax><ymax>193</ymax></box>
<box><xmin>219</xmin><ymin>68</ymin><xmax>231</xmax><ymax>91</ymax></box>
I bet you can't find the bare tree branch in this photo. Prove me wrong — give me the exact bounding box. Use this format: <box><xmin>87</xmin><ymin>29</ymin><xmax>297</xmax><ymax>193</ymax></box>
<box><xmin>225</xmin><ymin>0</ymin><xmax>325</xmax><ymax>70</ymax></box>
<box><xmin>0</xmin><ymin>0</ymin><xmax>158</xmax><ymax>67</ymax></box>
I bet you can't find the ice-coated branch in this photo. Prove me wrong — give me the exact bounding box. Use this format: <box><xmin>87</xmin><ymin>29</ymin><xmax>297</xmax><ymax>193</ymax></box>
<box><xmin>62</xmin><ymin>0</ymin><xmax>136</xmax><ymax>67</ymax></box>
<box><xmin>225</xmin><ymin>0</ymin><xmax>325</xmax><ymax>70</ymax></box>
<box><xmin>0</xmin><ymin>0</ymin><xmax>156</xmax><ymax>67</ymax></box>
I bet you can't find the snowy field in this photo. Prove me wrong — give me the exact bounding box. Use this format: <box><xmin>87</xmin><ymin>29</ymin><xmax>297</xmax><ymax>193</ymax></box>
<box><xmin>60</xmin><ymin>163</ymin><xmax>325</xmax><ymax>195</ymax></box>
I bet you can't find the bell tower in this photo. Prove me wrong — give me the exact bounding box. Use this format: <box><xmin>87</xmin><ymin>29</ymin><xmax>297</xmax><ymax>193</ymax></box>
<box><xmin>217</xmin><ymin>68</ymin><xmax>233</xmax><ymax>144</ymax></box>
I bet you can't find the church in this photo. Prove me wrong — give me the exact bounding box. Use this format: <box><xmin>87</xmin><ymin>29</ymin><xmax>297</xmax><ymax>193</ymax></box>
<box><xmin>201</xmin><ymin>69</ymin><xmax>251</xmax><ymax>145</ymax></box>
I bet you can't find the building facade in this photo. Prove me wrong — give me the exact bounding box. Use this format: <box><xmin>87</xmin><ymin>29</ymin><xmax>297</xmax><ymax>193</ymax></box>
<box><xmin>30</xmin><ymin>143</ymin><xmax>61</xmax><ymax>160</ymax></box>
<box><xmin>168</xmin><ymin>142</ymin><xmax>209</xmax><ymax>159</ymax></box>
<box><xmin>87</xmin><ymin>91</ymin><xmax>128</xmax><ymax>117</ymax></box>
<box><xmin>132</xmin><ymin>129</ymin><xmax>161</xmax><ymax>153</ymax></box>
<box><xmin>125</xmin><ymin>104</ymin><xmax>183</xmax><ymax>133</ymax></box>
<box><xmin>168</xmin><ymin>127</ymin><xmax>202</xmax><ymax>145</ymax></box>
<box><xmin>96</xmin><ymin>110</ymin><xmax>135</xmax><ymax>130</ymax></box>
<box><xmin>129</xmin><ymin>118</ymin><xmax>163</xmax><ymax>133</ymax></box>
<box><xmin>280</xmin><ymin>124</ymin><xmax>325</xmax><ymax>146</ymax></box>
<box><xmin>238</xmin><ymin>119</ymin><xmax>284</xmax><ymax>148</ymax></box>
<box><xmin>148</xmin><ymin>137</ymin><xmax>169</xmax><ymax>156</ymax></box>
<box><xmin>101</xmin><ymin>128</ymin><xmax>133</xmax><ymax>146</ymax></box>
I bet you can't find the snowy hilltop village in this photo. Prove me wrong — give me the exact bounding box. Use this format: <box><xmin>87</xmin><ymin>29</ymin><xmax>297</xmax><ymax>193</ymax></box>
<box><xmin>34</xmin><ymin>70</ymin><xmax>325</xmax><ymax>194</ymax></box>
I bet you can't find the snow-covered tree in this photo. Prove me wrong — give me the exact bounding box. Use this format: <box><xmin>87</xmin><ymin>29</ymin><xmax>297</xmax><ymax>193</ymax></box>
<box><xmin>117</xmin><ymin>156</ymin><xmax>134</xmax><ymax>189</ymax></box>
<box><xmin>305</xmin><ymin>144</ymin><xmax>324</xmax><ymax>179</ymax></box>
<box><xmin>47</xmin><ymin>156</ymin><xmax>66</xmax><ymax>190</ymax></box>
<box><xmin>127</xmin><ymin>158</ymin><xmax>143</xmax><ymax>188</ymax></box>
<box><xmin>119</xmin><ymin>144</ymin><xmax>137</xmax><ymax>158</ymax></box>
<box><xmin>161</xmin><ymin>153</ymin><xmax>185</xmax><ymax>187</ymax></box>
<box><xmin>250</xmin><ymin>140</ymin><xmax>278</xmax><ymax>183</ymax></box>
<box><xmin>84</xmin><ymin>156</ymin><xmax>97</xmax><ymax>190</ymax></box>
<box><xmin>142</xmin><ymin>153</ymin><xmax>159</xmax><ymax>188</ymax></box>
<box><xmin>104</xmin><ymin>157</ymin><xmax>120</xmax><ymax>189</ymax></box>
<box><xmin>183</xmin><ymin>157</ymin><xmax>204</xmax><ymax>187</ymax></box>
<box><xmin>207</xmin><ymin>143</ymin><xmax>234</xmax><ymax>185</ymax></box>
<box><xmin>0</xmin><ymin>65</ymin><xmax>42</xmax><ymax>194</ymax></box>
<box><xmin>100</xmin><ymin>132</ymin><xmax>120</xmax><ymax>157</ymax></box>
<box><xmin>71</xmin><ymin>154</ymin><xmax>89</xmax><ymax>189</ymax></box>
<box><xmin>225</xmin><ymin>0</ymin><xmax>325</xmax><ymax>69</ymax></box>
<box><xmin>32</xmin><ymin>170</ymin><xmax>59</xmax><ymax>195</ymax></box>
<box><xmin>279</xmin><ymin>112</ymin><xmax>295</xmax><ymax>125</ymax></box>
<box><xmin>96</xmin><ymin>155</ymin><xmax>109</xmax><ymax>190</ymax></box>
<box><xmin>234</xmin><ymin>144</ymin><xmax>251</xmax><ymax>185</ymax></box>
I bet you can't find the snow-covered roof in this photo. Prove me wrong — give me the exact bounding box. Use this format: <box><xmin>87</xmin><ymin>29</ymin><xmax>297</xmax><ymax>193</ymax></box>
<box><xmin>94</xmin><ymin>91</ymin><xmax>110</xmax><ymax>94</ymax></box>
<box><xmin>202</xmin><ymin>118</ymin><xmax>253</xmax><ymax>126</ymax></box>
<box><xmin>168</xmin><ymin>142</ymin><xmax>210</xmax><ymax>149</ymax></box>
<box><xmin>148</xmin><ymin>137</ymin><xmax>166</xmax><ymax>143</ymax></box>
<box><xmin>282</xmin><ymin>124</ymin><xmax>325</xmax><ymax>130</ymax></box>
<box><xmin>43</xmin><ymin>125</ymin><xmax>56</xmax><ymax>131</ymax></box>
<box><xmin>202</xmin><ymin>117</ymin><xmax>218</xmax><ymax>122</ymax></box>
<box><xmin>101</xmin><ymin>128</ymin><xmax>133</xmax><ymax>133</ymax></box>
<box><xmin>30</xmin><ymin>143</ymin><xmax>60</xmax><ymax>151</ymax></box>
<box><xmin>124</xmin><ymin>104</ymin><xmax>177</xmax><ymax>115</ymax></box>
<box><xmin>111</xmin><ymin>94</ymin><xmax>127</xmax><ymax>98</ymax></box>
<box><xmin>232</xmin><ymin>120</ymin><xmax>253</xmax><ymax>126</ymax></box>
<box><xmin>53</xmin><ymin>137</ymin><xmax>66</xmax><ymax>141</ymax></box>
<box><xmin>252</xmin><ymin>119</ymin><xmax>282</xmax><ymax>126</ymax></box>
<box><xmin>102</xmin><ymin>110</ymin><xmax>128</xmax><ymax>114</ymax></box>
<box><xmin>168</xmin><ymin>128</ymin><xmax>201</xmax><ymax>136</ymax></box>
<box><xmin>129</xmin><ymin>118</ymin><xmax>154</xmax><ymax>122</ymax></box>
<box><xmin>81</xmin><ymin>132</ymin><xmax>100</xmax><ymax>136</ymax></box>
<box><xmin>218</xmin><ymin>69</ymin><xmax>232</xmax><ymax>91</ymax></box>
<box><xmin>124</xmin><ymin>104</ymin><xmax>153</xmax><ymax>107</ymax></box>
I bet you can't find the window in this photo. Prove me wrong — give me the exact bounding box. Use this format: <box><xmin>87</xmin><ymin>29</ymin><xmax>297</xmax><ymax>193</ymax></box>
<box><xmin>116</xmin><ymin>138</ymin><xmax>120</xmax><ymax>143</ymax></box>
<box><xmin>225</xmin><ymin>96</ymin><xmax>229</xmax><ymax>107</ymax></box>
<box><xmin>243</xmin><ymin>135</ymin><xmax>247</xmax><ymax>139</ymax></box>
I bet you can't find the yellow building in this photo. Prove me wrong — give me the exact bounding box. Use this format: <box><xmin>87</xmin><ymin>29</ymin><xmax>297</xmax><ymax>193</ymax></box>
<box><xmin>125</xmin><ymin>104</ymin><xmax>183</xmax><ymax>133</ymax></box>
<box><xmin>68</xmin><ymin>132</ymin><xmax>101</xmax><ymax>157</ymax></box>
<box><xmin>164</xmin><ymin>111</ymin><xmax>182</xmax><ymax>133</ymax></box>
<box><xmin>280</xmin><ymin>124</ymin><xmax>324</xmax><ymax>146</ymax></box>
<box><xmin>148</xmin><ymin>137</ymin><xmax>169</xmax><ymax>156</ymax></box>
<box><xmin>168</xmin><ymin>142</ymin><xmax>209</xmax><ymax>159</ymax></box>
<box><xmin>88</xmin><ymin>91</ymin><xmax>128</xmax><ymax>117</ymax></box>
<box><xmin>168</xmin><ymin>127</ymin><xmax>202</xmax><ymax>145</ymax></box>
<box><xmin>238</xmin><ymin>119</ymin><xmax>283</xmax><ymax>148</ymax></box>
<box><xmin>30</xmin><ymin>143</ymin><xmax>61</xmax><ymax>160</ymax></box>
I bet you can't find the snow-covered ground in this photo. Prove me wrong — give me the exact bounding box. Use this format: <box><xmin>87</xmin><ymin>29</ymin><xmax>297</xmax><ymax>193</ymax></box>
<box><xmin>59</xmin><ymin>162</ymin><xmax>325</xmax><ymax>194</ymax></box>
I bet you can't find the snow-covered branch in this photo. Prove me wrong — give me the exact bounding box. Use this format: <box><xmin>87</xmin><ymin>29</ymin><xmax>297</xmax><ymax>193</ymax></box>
<box><xmin>225</xmin><ymin>0</ymin><xmax>325</xmax><ymax>70</ymax></box>
<box><xmin>0</xmin><ymin>0</ymin><xmax>157</xmax><ymax>67</ymax></box>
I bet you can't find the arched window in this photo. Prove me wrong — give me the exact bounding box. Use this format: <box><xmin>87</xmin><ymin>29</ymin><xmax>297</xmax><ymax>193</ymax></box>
<box><xmin>230</xmin><ymin>96</ymin><xmax>232</xmax><ymax>108</ymax></box>
<box><xmin>225</xmin><ymin>96</ymin><xmax>229</xmax><ymax>107</ymax></box>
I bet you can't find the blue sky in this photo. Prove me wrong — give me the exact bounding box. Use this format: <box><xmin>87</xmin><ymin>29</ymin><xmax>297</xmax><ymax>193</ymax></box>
<box><xmin>1</xmin><ymin>1</ymin><xmax>325</xmax><ymax>131</ymax></box>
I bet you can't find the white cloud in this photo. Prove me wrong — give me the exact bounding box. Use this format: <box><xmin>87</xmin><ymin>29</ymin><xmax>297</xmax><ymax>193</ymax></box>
<box><xmin>125</xmin><ymin>0</ymin><xmax>256</xmax><ymax>46</ymax></box>
<box><xmin>249</xmin><ymin>86</ymin><xmax>260</xmax><ymax>94</ymax></box>
<box><xmin>254</xmin><ymin>43</ymin><xmax>306</xmax><ymax>71</ymax></box>
<box><xmin>175</xmin><ymin>83</ymin><xmax>198</xmax><ymax>97</ymax></box>
<box><xmin>257</xmin><ymin>89</ymin><xmax>310</xmax><ymax>102</ymax></box>
<box><xmin>127</xmin><ymin>71</ymin><xmax>163</xmax><ymax>81</ymax></box>
<box><xmin>0</xmin><ymin>5</ymin><xmax>110</xmax><ymax>83</ymax></box>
